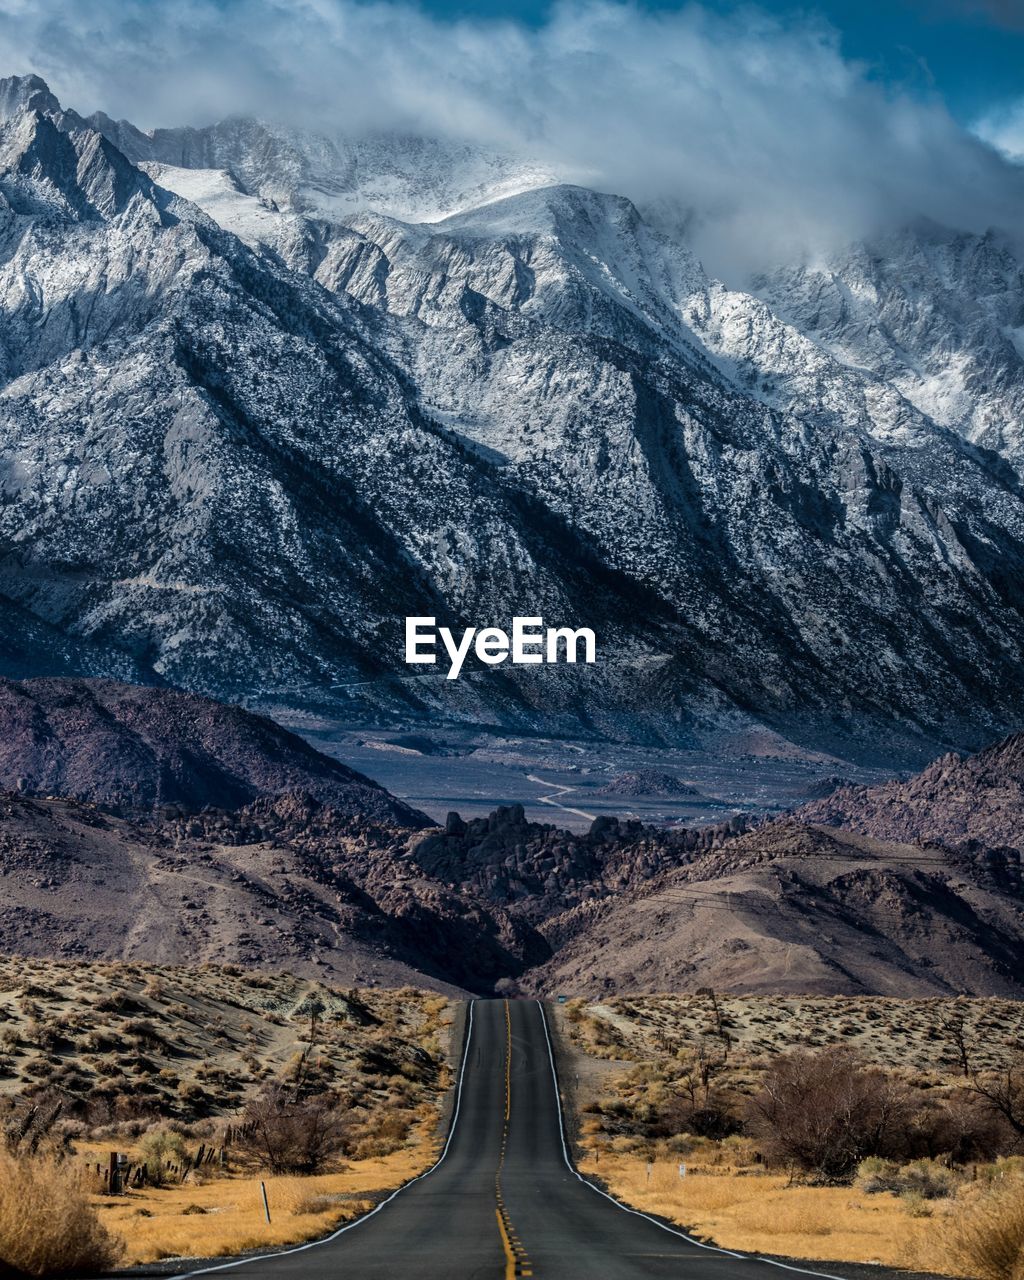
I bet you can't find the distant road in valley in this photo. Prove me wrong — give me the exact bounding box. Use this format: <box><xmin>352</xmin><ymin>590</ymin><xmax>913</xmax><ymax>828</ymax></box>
<box><xmin>165</xmin><ymin>1000</ymin><xmax>843</xmax><ymax>1280</ymax></box>
<box><xmin>526</xmin><ymin>773</ymin><xmax>598</xmax><ymax>822</ymax></box>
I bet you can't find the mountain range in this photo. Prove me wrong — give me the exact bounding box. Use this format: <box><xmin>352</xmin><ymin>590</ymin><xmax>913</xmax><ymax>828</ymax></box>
<box><xmin>0</xmin><ymin>75</ymin><xmax>1023</xmax><ymax>762</ymax></box>
<box><xmin>1</xmin><ymin>676</ymin><xmax>1023</xmax><ymax>998</ymax></box>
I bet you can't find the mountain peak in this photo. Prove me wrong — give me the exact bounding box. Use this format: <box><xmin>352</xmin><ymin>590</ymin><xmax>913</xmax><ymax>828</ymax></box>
<box><xmin>0</xmin><ymin>73</ymin><xmax>60</xmax><ymax>123</ymax></box>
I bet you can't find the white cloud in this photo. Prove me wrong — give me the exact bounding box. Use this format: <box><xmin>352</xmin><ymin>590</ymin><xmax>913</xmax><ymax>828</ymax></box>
<box><xmin>0</xmin><ymin>0</ymin><xmax>1021</xmax><ymax>276</ymax></box>
<box><xmin>974</xmin><ymin>99</ymin><xmax>1024</xmax><ymax>160</ymax></box>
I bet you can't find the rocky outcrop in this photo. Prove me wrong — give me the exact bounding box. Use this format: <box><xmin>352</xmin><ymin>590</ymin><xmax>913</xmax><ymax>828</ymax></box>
<box><xmin>596</xmin><ymin>770</ymin><xmax>700</xmax><ymax>796</ymax></box>
<box><xmin>0</xmin><ymin>789</ymin><xmax>540</xmax><ymax>994</ymax></box>
<box><xmin>409</xmin><ymin>803</ymin><xmax>749</xmax><ymax>923</ymax></box>
<box><xmin>795</xmin><ymin>733</ymin><xmax>1024</xmax><ymax>853</ymax></box>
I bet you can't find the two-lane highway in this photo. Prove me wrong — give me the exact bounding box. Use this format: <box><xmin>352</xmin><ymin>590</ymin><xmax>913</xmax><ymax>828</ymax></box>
<box><xmin>174</xmin><ymin>1000</ymin><xmax>840</xmax><ymax>1279</ymax></box>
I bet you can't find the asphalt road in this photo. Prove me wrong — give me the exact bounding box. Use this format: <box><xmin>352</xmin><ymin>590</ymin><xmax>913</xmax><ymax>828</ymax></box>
<box><xmin>174</xmin><ymin>999</ymin><xmax>841</xmax><ymax>1280</ymax></box>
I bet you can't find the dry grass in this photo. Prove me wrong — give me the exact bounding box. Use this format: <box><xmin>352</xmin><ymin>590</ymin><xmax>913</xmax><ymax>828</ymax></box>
<box><xmin>0</xmin><ymin>959</ymin><xmax>457</xmax><ymax>1270</ymax></box>
<box><xmin>93</xmin><ymin>1137</ymin><xmax>436</xmax><ymax>1264</ymax></box>
<box><xmin>583</xmin><ymin>1154</ymin><xmax>956</xmax><ymax>1274</ymax></box>
<box><xmin>558</xmin><ymin>998</ymin><xmax>1024</xmax><ymax>1278</ymax></box>
<box><xmin>944</xmin><ymin>1183</ymin><xmax>1024</xmax><ymax>1280</ymax></box>
<box><xmin>0</xmin><ymin>1148</ymin><xmax>123</xmax><ymax>1277</ymax></box>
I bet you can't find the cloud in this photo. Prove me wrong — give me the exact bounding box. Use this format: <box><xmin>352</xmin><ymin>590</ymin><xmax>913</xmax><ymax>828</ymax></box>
<box><xmin>0</xmin><ymin>0</ymin><xmax>1021</xmax><ymax>276</ymax></box>
<box><xmin>974</xmin><ymin>98</ymin><xmax>1024</xmax><ymax>159</ymax></box>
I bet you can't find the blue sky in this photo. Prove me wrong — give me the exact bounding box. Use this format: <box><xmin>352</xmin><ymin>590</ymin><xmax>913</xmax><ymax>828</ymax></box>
<box><xmin>407</xmin><ymin>0</ymin><xmax>1024</xmax><ymax>123</ymax></box>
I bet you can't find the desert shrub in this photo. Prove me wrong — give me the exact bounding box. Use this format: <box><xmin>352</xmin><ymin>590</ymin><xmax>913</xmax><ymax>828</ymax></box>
<box><xmin>77</xmin><ymin>1028</ymin><xmax>119</xmax><ymax>1054</ymax></box>
<box><xmin>855</xmin><ymin>1157</ymin><xmax>956</xmax><ymax>1199</ymax></box>
<box><xmin>0</xmin><ymin>1148</ymin><xmax>122</xmax><ymax>1276</ymax></box>
<box><xmin>24</xmin><ymin>1021</ymin><xmax>72</xmax><ymax>1053</ymax></box>
<box><xmin>901</xmin><ymin>1159</ymin><xmax>957</xmax><ymax>1199</ymax></box>
<box><xmin>911</xmin><ymin>1093</ymin><xmax>1010</xmax><ymax>1163</ymax></box>
<box><xmin>292</xmin><ymin>1192</ymin><xmax>341</xmax><ymax>1216</ymax></box>
<box><xmin>653</xmin><ymin>1089</ymin><xmax>739</xmax><ymax>1141</ymax></box>
<box><xmin>236</xmin><ymin>1087</ymin><xmax>353</xmax><ymax>1175</ymax></box>
<box><xmin>855</xmin><ymin>1156</ymin><xmax>903</xmax><ymax>1194</ymax></box>
<box><xmin>946</xmin><ymin>1183</ymin><xmax>1024</xmax><ymax>1280</ymax></box>
<box><xmin>139</xmin><ymin>1127</ymin><xmax>188</xmax><ymax>1185</ymax></box>
<box><xmin>746</xmin><ymin>1047</ymin><xmax>912</xmax><ymax>1182</ymax></box>
<box><xmin>2</xmin><ymin>1095</ymin><xmax>67</xmax><ymax>1157</ymax></box>
<box><xmin>350</xmin><ymin>1110</ymin><xmax>412</xmax><ymax>1160</ymax></box>
<box><xmin>122</xmin><ymin>1020</ymin><xmax>168</xmax><ymax>1051</ymax></box>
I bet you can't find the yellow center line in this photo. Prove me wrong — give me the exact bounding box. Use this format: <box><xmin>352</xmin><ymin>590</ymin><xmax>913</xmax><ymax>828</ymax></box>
<box><xmin>495</xmin><ymin>1000</ymin><xmax>534</xmax><ymax>1278</ymax></box>
<box><xmin>496</xmin><ymin>1208</ymin><xmax>517</xmax><ymax>1280</ymax></box>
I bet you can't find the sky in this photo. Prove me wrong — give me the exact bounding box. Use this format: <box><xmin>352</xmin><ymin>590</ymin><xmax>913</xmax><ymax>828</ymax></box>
<box><xmin>1</xmin><ymin>0</ymin><xmax>1023</xmax><ymax>274</ymax></box>
<box><xmin>409</xmin><ymin>0</ymin><xmax>1024</xmax><ymax>126</ymax></box>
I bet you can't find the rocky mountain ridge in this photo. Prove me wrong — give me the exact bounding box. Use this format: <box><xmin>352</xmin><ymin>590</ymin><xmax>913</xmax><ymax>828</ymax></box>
<box><xmin>0</xmin><ymin>788</ymin><xmax>535</xmax><ymax>994</ymax></box>
<box><xmin>1</xmin><ymin>75</ymin><xmax>1024</xmax><ymax>760</ymax></box>
<box><xmin>529</xmin><ymin>819</ymin><xmax>1024</xmax><ymax>997</ymax></box>
<box><xmin>795</xmin><ymin>731</ymin><xmax>1024</xmax><ymax>853</ymax></box>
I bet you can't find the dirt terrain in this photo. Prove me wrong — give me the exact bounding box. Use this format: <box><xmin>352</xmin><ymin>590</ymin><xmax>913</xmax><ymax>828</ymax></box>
<box><xmin>530</xmin><ymin>821</ymin><xmax>1024</xmax><ymax>996</ymax></box>
<box><xmin>0</xmin><ymin>791</ymin><xmax>540</xmax><ymax>993</ymax></box>
<box><xmin>3</xmin><ymin>677</ymin><xmax>1024</xmax><ymax>1000</ymax></box>
<box><xmin>0</xmin><ymin>956</ymin><xmax>454</xmax><ymax>1123</ymax></box>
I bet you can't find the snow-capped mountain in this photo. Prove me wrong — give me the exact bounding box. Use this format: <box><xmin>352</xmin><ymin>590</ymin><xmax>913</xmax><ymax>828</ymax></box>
<box><xmin>2</xmin><ymin>73</ymin><xmax>1024</xmax><ymax>764</ymax></box>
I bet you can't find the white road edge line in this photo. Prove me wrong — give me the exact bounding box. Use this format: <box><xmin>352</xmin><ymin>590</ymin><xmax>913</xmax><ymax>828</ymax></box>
<box><xmin>168</xmin><ymin>1000</ymin><xmax>477</xmax><ymax>1279</ymax></box>
<box><xmin>536</xmin><ymin>1001</ymin><xmax>849</xmax><ymax>1280</ymax></box>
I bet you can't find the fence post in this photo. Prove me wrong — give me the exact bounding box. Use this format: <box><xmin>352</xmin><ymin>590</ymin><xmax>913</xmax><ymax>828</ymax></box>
<box><xmin>108</xmin><ymin>1151</ymin><xmax>120</xmax><ymax>1196</ymax></box>
<box><xmin>260</xmin><ymin>1181</ymin><xmax>271</xmax><ymax>1224</ymax></box>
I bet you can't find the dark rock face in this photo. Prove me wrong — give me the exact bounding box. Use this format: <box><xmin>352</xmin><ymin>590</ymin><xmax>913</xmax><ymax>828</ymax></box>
<box><xmin>0</xmin><ymin>677</ymin><xmax>428</xmax><ymax>827</ymax></box>
<box><xmin>795</xmin><ymin>733</ymin><xmax>1024</xmax><ymax>853</ymax></box>
<box><xmin>410</xmin><ymin>802</ymin><xmax>748</xmax><ymax>923</ymax></box>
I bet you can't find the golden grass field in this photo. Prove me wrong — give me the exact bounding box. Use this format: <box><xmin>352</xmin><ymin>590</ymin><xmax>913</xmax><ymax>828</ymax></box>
<box><xmin>580</xmin><ymin>1153</ymin><xmax>955</xmax><ymax>1274</ymax></box>
<box><xmin>90</xmin><ymin>1135</ymin><xmax>439</xmax><ymax>1264</ymax></box>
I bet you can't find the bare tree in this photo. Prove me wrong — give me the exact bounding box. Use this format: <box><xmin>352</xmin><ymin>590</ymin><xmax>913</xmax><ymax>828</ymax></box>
<box><xmin>656</xmin><ymin>1038</ymin><xmax>736</xmax><ymax>1140</ymax></box>
<box><xmin>290</xmin><ymin>993</ymin><xmax>326</xmax><ymax>1098</ymax></box>
<box><xmin>963</xmin><ymin>1064</ymin><xmax>1024</xmax><ymax>1143</ymax></box>
<box><xmin>1</xmin><ymin>1094</ymin><xmax>64</xmax><ymax>1156</ymax></box>
<box><xmin>235</xmin><ymin>1086</ymin><xmax>352</xmax><ymax>1175</ymax></box>
<box><xmin>942</xmin><ymin>1010</ymin><xmax>973</xmax><ymax>1079</ymax></box>
<box><xmin>696</xmin><ymin>987</ymin><xmax>731</xmax><ymax>1061</ymax></box>
<box><xmin>746</xmin><ymin>1047</ymin><xmax>912</xmax><ymax>1183</ymax></box>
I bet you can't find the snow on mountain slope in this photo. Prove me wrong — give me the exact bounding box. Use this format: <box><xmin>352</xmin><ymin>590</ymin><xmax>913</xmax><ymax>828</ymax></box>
<box><xmin>2</xmin><ymin>74</ymin><xmax>1024</xmax><ymax>762</ymax></box>
<box><xmin>755</xmin><ymin>226</ymin><xmax>1024</xmax><ymax>462</ymax></box>
<box><xmin>140</xmin><ymin>162</ymin><xmax>299</xmax><ymax>249</ymax></box>
<box><xmin>94</xmin><ymin>112</ymin><xmax>558</xmax><ymax>224</ymax></box>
